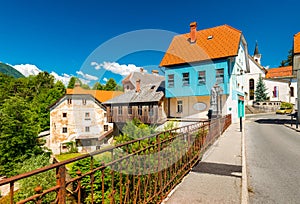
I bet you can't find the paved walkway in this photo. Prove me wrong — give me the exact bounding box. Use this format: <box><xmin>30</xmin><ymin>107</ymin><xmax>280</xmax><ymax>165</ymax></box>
<box><xmin>164</xmin><ymin>122</ymin><xmax>243</xmax><ymax>204</ymax></box>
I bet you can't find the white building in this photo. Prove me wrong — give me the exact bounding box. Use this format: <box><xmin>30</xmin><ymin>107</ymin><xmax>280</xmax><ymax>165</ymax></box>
<box><xmin>49</xmin><ymin>84</ymin><xmax>123</xmax><ymax>154</ymax></box>
<box><xmin>244</xmin><ymin>43</ymin><xmax>296</xmax><ymax>106</ymax></box>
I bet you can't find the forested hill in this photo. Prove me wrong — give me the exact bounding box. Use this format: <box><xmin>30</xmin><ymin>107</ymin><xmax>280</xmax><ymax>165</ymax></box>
<box><xmin>0</xmin><ymin>62</ymin><xmax>24</xmax><ymax>78</ymax></box>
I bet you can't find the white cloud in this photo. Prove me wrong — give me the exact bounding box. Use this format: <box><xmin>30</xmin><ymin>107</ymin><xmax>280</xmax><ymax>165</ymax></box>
<box><xmin>91</xmin><ymin>61</ymin><xmax>145</xmax><ymax>76</ymax></box>
<box><xmin>11</xmin><ymin>63</ymin><xmax>95</xmax><ymax>86</ymax></box>
<box><xmin>76</xmin><ymin>71</ymin><xmax>98</xmax><ymax>81</ymax></box>
<box><xmin>103</xmin><ymin>77</ymin><xmax>108</xmax><ymax>82</ymax></box>
<box><xmin>50</xmin><ymin>71</ymin><xmax>73</xmax><ymax>86</ymax></box>
<box><xmin>12</xmin><ymin>64</ymin><xmax>42</xmax><ymax>77</ymax></box>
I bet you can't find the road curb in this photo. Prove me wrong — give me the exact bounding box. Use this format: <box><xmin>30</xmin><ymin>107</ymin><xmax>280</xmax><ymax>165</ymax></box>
<box><xmin>241</xmin><ymin>126</ymin><xmax>249</xmax><ymax>204</ymax></box>
<box><xmin>283</xmin><ymin>124</ymin><xmax>300</xmax><ymax>132</ymax></box>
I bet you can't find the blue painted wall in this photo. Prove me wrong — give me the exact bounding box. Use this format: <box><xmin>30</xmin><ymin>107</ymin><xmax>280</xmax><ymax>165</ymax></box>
<box><xmin>165</xmin><ymin>59</ymin><xmax>231</xmax><ymax>98</ymax></box>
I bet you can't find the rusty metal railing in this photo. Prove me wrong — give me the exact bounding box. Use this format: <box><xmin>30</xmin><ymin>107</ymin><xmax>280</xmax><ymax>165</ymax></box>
<box><xmin>0</xmin><ymin>114</ymin><xmax>231</xmax><ymax>204</ymax></box>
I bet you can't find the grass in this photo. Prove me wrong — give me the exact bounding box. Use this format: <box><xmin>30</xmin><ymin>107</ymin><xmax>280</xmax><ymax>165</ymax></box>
<box><xmin>55</xmin><ymin>153</ymin><xmax>83</xmax><ymax>170</ymax></box>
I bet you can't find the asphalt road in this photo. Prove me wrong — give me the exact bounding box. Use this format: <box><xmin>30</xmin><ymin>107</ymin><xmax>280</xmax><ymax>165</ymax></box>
<box><xmin>245</xmin><ymin>113</ymin><xmax>300</xmax><ymax>204</ymax></box>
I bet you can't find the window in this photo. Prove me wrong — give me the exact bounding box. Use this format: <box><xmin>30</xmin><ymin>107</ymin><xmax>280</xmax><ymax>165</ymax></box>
<box><xmin>62</xmin><ymin>112</ymin><xmax>67</xmax><ymax>118</ymax></box>
<box><xmin>177</xmin><ymin>100</ymin><xmax>183</xmax><ymax>113</ymax></box>
<box><xmin>149</xmin><ymin>104</ymin><xmax>154</xmax><ymax>116</ymax></box>
<box><xmin>273</xmin><ymin>86</ymin><xmax>278</xmax><ymax>97</ymax></box>
<box><xmin>138</xmin><ymin>105</ymin><xmax>143</xmax><ymax>116</ymax></box>
<box><xmin>82</xmin><ymin>99</ymin><xmax>86</xmax><ymax>105</ymax></box>
<box><xmin>290</xmin><ymin>87</ymin><xmax>294</xmax><ymax>97</ymax></box>
<box><xmin>182</xmin><ymin>73</ymin><xmax>190</xmax><ymax>86</ymax></box>
<box><xmin>62</xmin><ymin>127</ymin><xmax>68</xmax><ymax>133</ymax></box>
<box><xmin>128</xmin><ymin>105</ymin><xmax>132</xmax><ymax>115</ymax></box>
<box><xmin>85</xmin><ymin>126</ymin><xmax>90</xmax><ymax>132</ymax></box>
<box><xmin>104</xmin><ymin>125</ymin><xmax>108</xmax><ymax>131</ymax></box>
<box><xmin>168</xmin><ymin>74</ymin><xmax>174</xmax><ymax>87</ymax></box>
<box><xmin>216</xmin><ymin>69</ymin><xmax>224</xmax><ymax>84</ymax></box>
<box><xmin>85</xmin><ymin>112</ymin><xmax>90</xmax><ymax>120</ymax></box>
<box><xmin>249</xmin><ymin>79</ymin><xmax>255</xmax><ymax>100</ymax></box>
<box><xmin>198</xmin><ymin>71</ymin><xmax>206</xmax><ymax>85</ymax></box>
<box><xmin>111</xmin><ymin>106</ymin><xmax>114</xmax><ymax>116</ymax></box>
<box><xmin>118</xmin><ymin>106</ymin><xmax>122</xmax><ymax>115</ymax></box>
<box><xmin>104</xmin><ymin>112</ymin><xmax>107</xmax><ymax>117</ymax></box>
<box><xmin>67</xmin><ymin>99</ymin><xmax>72</xmax><ymax>104</ymax></box>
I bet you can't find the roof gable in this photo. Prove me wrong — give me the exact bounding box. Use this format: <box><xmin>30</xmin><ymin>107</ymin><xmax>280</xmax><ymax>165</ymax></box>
<box><xmin>248</xmin><ymin>55</ymin><xmax>267</xmax><ymax>74</ymax></box>
<box><xmin>294</xmin><ymin>32</ymin><xmax>300</xmax><ymax>54</ymax></box>
<box><xmin>122</xmin><ymin>71</ymin><xmax>165</xmax><ymax>88</ymax></box>
<box><xmin>160</xmin><ymin>24</ymin><xmax>242</xmax><ymax>67</ymax></box>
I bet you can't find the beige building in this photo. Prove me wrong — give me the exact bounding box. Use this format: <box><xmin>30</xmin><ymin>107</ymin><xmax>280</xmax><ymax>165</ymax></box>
<box><xmin>49</xmin><ymin>85</ymin><xmax>123</xmax><ymax>154</ymax></box>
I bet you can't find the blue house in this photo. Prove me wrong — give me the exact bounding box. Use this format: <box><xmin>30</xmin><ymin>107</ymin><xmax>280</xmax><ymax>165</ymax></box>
<box><xmin>160</xmin><ymin>22</ymin><xmax>249</xmax><ymax>123</ymax></box>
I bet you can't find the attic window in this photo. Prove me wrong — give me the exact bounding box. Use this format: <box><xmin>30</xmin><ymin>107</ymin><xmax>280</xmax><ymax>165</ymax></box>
<box><xmin>207</xmin><ymin>35</ymin><xmax>213</xmax><ymax>40</ymax></box>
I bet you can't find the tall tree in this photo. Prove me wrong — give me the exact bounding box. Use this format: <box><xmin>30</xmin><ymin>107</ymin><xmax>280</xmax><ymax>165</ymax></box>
<box><xmin>0</xmin><ymin>96</ymin><xmax>44</xmax><ymax>176</ymax></box>
<box><xmin>104</xmin><ymin>78</ymin><xmax>117</xmax><ymax>91</ymax></box>
<box><xmin>81</xmin><ymin>84</ymin><xmax>91</xmax><ymax>90</ymax></box>
<box><xmin>92</xmin><ymin>82</ymin><xmax>104</xmax><ymax>90</ymax></box>
<box><xmin>67</xmin><ymin>77</ymin><xmax>78</xmax><ymax>88</ymax></box>
<box><xmin>254</xmin><ymin>76</ymin><xmax>268</xmax><ymax>102</ymax></box>
<box><xmin>280</xmin><ymin>49</ymin><xmax>293</xmax><ymax>67</ymax></box>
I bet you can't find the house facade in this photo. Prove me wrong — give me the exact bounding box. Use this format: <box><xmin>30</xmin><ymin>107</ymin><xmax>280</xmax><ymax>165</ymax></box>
<box><xmin>49</xmin><ymin>85</ymin><xmax>123</xmax><ymax>154</ymax></box>
<box><xmin>103</xmin><ymin>70</ymin><xmax>167</xmax><ymax>127</ymax></box>
<box><xmin>160</xmin><ymin>22</ymin><xmax>249</xmax><ymax>123</ymax></box>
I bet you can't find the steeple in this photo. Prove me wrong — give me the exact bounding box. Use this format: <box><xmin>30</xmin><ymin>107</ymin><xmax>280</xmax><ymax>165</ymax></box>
<box><xmin>254</xmin><ymin>41</ymin><xmax>260</xmax><ymax>55</ymax></box>
<box><xmin>253</xmin><ymin>41</ymin><xmax>262</xmax><ymax>65</ymax></box>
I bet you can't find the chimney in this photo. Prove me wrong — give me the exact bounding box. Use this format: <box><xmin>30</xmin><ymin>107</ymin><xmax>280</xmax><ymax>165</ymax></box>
<box><xmin>140</xmin><ymin>68</ymin><xmax>144</xmax><ymax>73</ymax></box>
<box><xmin>136</xmin><ymin>79</ymin><xmax>141</xmax><ymax>92</ymax></box>
<box><xmin>190</xmin><ymin>22</ymin><xmax>197</xmax><ymax>43</ymax></box>
<box><xmin>152</xmin><ymin>70</ymin><xmax>159</xmax><ymax>75</ymax></box>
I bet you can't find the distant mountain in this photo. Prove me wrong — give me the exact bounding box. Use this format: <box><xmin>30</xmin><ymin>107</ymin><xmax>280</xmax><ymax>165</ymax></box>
<box><xmin>0</xmin><ymin>62</ymin><xmax>24</xmax><ymax>78</ymax></box>
<box><xmin>13</xmin><ymin>64</ymin><xmax>42</xmax><ymax>77</ymax></box>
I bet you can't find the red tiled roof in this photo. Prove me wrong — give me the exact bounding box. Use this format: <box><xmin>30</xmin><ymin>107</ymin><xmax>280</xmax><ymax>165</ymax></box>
<box><xmin>160</xmin><ymin>24</ymin><xmax>242</xmax><ymax>67</ymax></box>
<box><xmin>294</xmin><ymin>32</ymin><xmax>300</xmax><ymax>54</ymax></box>
<box><xmin>265</xmin><ymin>66</ymin><xmax>293</xmax><ymax>79</ymax></box>
<box><xmin>66</xmin><ymin>87</ymin><xmax>123</xmax><ymax>102</ymax></box>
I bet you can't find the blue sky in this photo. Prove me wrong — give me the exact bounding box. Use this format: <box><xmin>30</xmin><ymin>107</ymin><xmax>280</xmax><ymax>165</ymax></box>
<box><xmin>0</xmin><ymin>0</ymin><xmax>299</xmax><ymax>85</ymax></box>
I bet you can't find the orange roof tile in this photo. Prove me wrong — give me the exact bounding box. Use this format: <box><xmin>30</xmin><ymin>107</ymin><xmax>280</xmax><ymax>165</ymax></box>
<box><xmin>160</xmin><ymin>25</ymin><xmax>242</xmax><ymax>67</ymax></box>
<box><xmin>294</xmin><ymin>32</ymin><xmax>300</xmax><ymax>54</ymax></box>
<box><xmin>265</xmin><ymin>66</ymin><xmax>293</xmax><ymax>79</ymax></box>
<box><xmin>66</xmin><ymin>87</ymin><xmax>123</xmax><ymax>102</ymax></box>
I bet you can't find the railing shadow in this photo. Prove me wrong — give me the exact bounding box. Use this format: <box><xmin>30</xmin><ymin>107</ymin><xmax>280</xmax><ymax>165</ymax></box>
<box><xmin>192</xmin><ymin>162</ymin><xmax>242</xmax><ymax>178</ymax></box>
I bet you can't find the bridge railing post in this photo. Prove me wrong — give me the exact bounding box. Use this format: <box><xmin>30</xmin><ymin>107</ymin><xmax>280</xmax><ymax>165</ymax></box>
<box><xmin>56</xmin><ymin>165</ymin><xmax>67</xmax><ymax>204</ymax></box>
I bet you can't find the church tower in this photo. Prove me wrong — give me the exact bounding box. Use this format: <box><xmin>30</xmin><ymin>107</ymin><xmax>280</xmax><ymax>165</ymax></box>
<box><xmin>253</xmin><ymin>41</ymin><xmax>262</xmax><ymax>64</ymax></box>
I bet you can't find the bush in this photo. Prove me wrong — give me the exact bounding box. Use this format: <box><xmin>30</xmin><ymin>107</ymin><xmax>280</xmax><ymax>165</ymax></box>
<box><xmin>13</xmin><ymin>154</ymin><xmax>56</xmax><ymax>204</ymax></box>
<box><xmin>281</xmin><ymin>102</ymin><xmax>293</xmax><ymax>109</ymax></box>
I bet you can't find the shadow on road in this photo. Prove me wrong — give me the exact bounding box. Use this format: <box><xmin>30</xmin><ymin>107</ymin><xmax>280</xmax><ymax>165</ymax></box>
<box><xmin>254</xmin><ymin>118</ymin><xmax>294</xmax><ymax>125</ymax></box>
<box><xmin>192</xmin><ymin>162</ymin><xmax>242</xmax><ymax>178</ymax></box>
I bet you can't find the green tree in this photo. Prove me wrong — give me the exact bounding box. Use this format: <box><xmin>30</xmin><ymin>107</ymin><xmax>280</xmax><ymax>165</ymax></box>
<box><xmin>14</xmin><ymin>154</ymin><xmax>56</xmax><ymax>203</ymax></box>
<box><xmin>92</xmin><ymin>82</ymin><xmax>104</xmax><ymax>90</ymax></box>
<box><xmin>81</xmin><ymin>84</ymin><xmax>91</xmax><ymax>90</ymax></box>
<box><xmin>67</xmin><ymin>76</ymin><xmax>82</xmax><ymax>88</ymax></box>
<box><xmin>254</xmin><ymin>76</ymin><xmax>268</xmax><ymax>102</ymax></box>
<box><xmin>104</xmin><ymin>78</ymin><xmax>117</xmax><ymax>91</ymax></box>
<box><xmin>0</xmin><ymin>96</ymin><xmax>44</xmax><ymax>176</ymax></box>
<box><xmin>280</xmin><ymin>49</ymin><xmax>293</xmax><ymax>67</ymax></box>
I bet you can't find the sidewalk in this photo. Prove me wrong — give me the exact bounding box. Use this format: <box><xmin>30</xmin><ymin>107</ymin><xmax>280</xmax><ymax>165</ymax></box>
<box><xmin>163</xmin><ymin>122</ymin><xmax>244</xmax><ymax>204</ymax></box>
